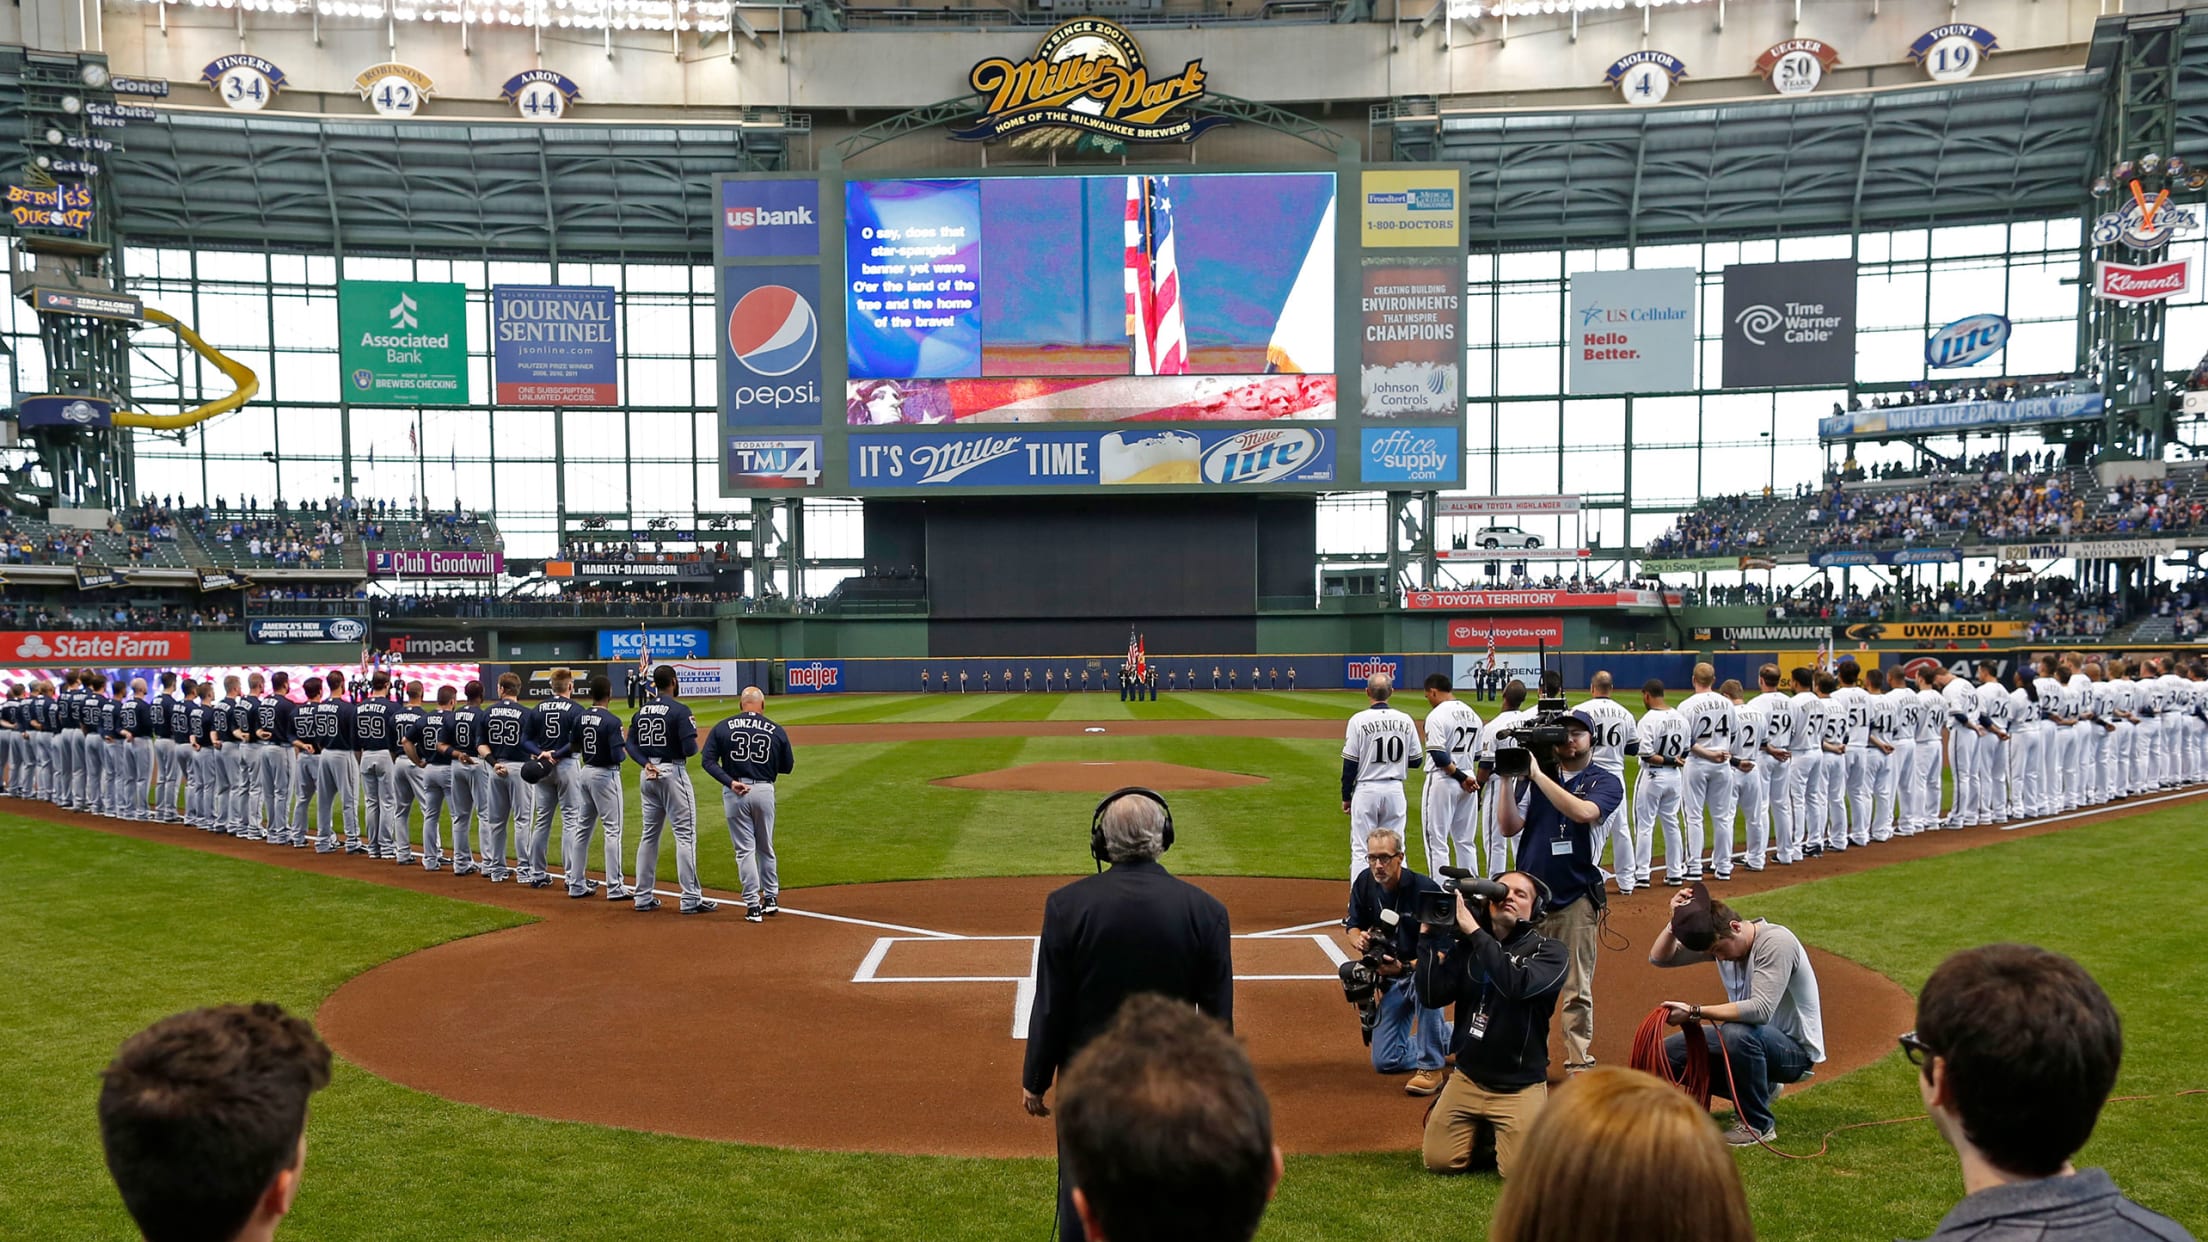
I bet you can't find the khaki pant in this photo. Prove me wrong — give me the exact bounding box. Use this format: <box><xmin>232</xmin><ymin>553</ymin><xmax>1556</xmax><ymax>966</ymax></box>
<box><xmin>1421</xmin><ymin>1073</ymin><xmax>1547</xmax><ymax>1177</ymax></box>
<box><xmin>1547</xmin><ymin>894</ymin><xmax>1600</xmax><ymax>1070</ymax></box>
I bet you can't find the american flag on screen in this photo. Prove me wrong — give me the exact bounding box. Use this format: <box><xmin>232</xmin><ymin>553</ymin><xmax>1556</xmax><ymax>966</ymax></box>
<box><xmin>1125</xmin><ymin>176</ymin><xmax>1188</xmax><ymax>377</ymax></box>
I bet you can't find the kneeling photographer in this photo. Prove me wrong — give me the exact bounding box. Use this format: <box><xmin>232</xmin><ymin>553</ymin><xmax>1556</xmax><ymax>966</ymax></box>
<box><xmin>1414</xmin><ymin>871</ymin><xmax>1567</xmax><ymax>1178</ymax></box>
<box><xmin>1340</xmin><ymin>828</ymin><xmax>1450</xmax><ymax>1096</ymax></box>
<box><xmin>1494</xmin><ymin>708</ymin><xmax>1624</xmax><ymax>1075</ymax></box>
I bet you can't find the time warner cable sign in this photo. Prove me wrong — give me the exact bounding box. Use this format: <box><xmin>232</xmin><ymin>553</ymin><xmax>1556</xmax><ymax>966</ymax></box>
<box><xmin>1720</xmin><ymin>260</ymin><xmax>1857</xmax><ymax>388</ymax></box>
<box><xmin>492</xmin><ymin>285</ymin><xmax>618</xmax><ymax>405</ymax></box>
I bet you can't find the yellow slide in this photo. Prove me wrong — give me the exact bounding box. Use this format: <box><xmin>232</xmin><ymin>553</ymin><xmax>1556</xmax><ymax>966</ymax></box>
<box><xmin>110</xmin><ymin>308</ymin><xmax>260</xmax><ymax>429</ymax></box>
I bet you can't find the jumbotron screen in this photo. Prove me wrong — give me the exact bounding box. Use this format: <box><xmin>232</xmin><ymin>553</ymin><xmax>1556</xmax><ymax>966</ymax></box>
<box><xmin>717</xmin><ymin>165</ymin><xmax>1463</xmax><ymax>497</ymax></box>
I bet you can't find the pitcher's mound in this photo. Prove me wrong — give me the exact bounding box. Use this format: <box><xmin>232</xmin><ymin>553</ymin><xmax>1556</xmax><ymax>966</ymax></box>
<box><xmin>933</xmin><ymin>761</ymin><xmax>1269</xmax><ymax>792</ymax></box>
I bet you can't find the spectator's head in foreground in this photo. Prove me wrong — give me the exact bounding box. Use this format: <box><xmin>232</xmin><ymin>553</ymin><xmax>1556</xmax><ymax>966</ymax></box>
<box><xmin>1908</xmin><ymin>944</ymin><xmax>2121</xmax><ymax>1180</ymax></box>
<box><xmin>1488</xmin><ymin>1067</ymin><xmax>1752</xmax><ymax>1242</ymax></box>
<box><xmin>1059</xmin><ymin>993</ymin><xmax>1281</xmax><ymax>1242</ymax></box>
<box><xmin>98</xmin><ymin>1003</ymin><xmax>332</xmax><ymax>1242</ymax></box>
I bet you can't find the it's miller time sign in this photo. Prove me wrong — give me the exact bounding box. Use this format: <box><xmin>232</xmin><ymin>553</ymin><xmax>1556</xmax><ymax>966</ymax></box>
<box><xmin>953</xmin><ymin>20</ymin><xmax>1224</xmax><ymax>144</ymax></box>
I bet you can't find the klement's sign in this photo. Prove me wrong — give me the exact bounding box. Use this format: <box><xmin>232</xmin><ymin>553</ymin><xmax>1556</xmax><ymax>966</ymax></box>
<box><xmin>952</xmin><ymin>20</ymin><xmax>1223</xmax><ymax>144</ymax></box>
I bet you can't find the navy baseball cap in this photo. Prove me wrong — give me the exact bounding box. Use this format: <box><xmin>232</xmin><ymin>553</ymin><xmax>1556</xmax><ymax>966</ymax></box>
<box><xmin>1565</xmin><ymin>710</ymin><xmax>1596</xmax><ymax>733</ymax></box>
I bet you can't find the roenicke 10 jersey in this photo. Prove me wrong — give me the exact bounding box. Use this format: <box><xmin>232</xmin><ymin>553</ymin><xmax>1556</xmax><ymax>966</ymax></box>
<box><xmin>1343</xmin><ymin>704</ymin><xmax>1421</xmax><ymax>783</ymax></box>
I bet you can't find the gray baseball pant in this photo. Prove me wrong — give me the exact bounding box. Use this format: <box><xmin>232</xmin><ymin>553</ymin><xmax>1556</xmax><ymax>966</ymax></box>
<box><xmin>293</xmin><ymin>749</ymin><xmax>324</xmax><ymax>845</ymax></box>
<box><xmin>482</xmin><ymin>764</ymin><xmax>529</xmax><ymax>880</ymax></box>
<box><xmin>122</xmin><ymin>739</ymin><xmax>153</xmax><ymax>819</ymax></box>
<box><xmin>320</xmin><ymin>749</ymin><xmax>362</xmax><ymax>847</ymax></box>
<box><xmin>722</xmin><ymin>783</ymin><xmax>779</xmax><ymax>908</ymax></box>
<box><xmin>636</xmin><ymin>765</ymin><xmax>702</xmax><ymax>908</ymax></box>
<box><xmin>152</xmin><ymin>737</ymin><xmax>178</xmax><ymax>819</ymax></box>
<box><xmin>565</xmin><ymin>765</ymin><xmax>626</xmax><ymax>894</ymax></box>
<box><xmin>84</xmin><ymin>735</ymin><xmax>107</xmax><ymax>812</ymax></box>
<box><xmin>359</xmin><ymin>750</ymin><xmax>398</xmax><ymax>857</ymax></box>
<box><xmin>524</xmin><ymin>758</ymin><xmax>580</xmax><ymax>884</ymax></box>
<box><xmin>450</xmin><ymin>761</ymin><xmax>484</xmax><ymax>864</ymax></box>
<box><xmin>392</xmin><ymin>761</ymin><xmax>425</xmax><ymax>863</ymax></box>
<box><xmin>260</xmin><ymin>746</ymin><xmax>295</xmax><ymax>843</ymax></box>
<box><xmin>57</xmin><ymin>730</ymin><xmax>77</xmax><ymax>806</ymax></box>
<box><xmin>418</xmin><ymin>765</ymin><xmax>457</xmax><ymax>866</ymax></box>
<box><xmin>230</xmin><ymin>743</ymin><xmax>260</xmax><ymax>834</ymax></box>
<box><xmin>196</xmin><ymin>746</ymin><xmax>232</xmax><ymax>828</ymax></box>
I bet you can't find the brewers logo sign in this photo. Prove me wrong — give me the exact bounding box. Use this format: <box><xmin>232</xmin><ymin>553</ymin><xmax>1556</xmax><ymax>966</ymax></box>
<box><xmin>952</xmin><ymin>20</ymin><xmax>1224</xmax><ymax>145</ymax></box>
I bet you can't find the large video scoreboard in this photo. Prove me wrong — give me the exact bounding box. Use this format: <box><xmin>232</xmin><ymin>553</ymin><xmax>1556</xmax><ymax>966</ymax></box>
<box><xmin>717</xmin><ymin>162</ymin><xmax>1464</xmax><ymax>497</ymax></box>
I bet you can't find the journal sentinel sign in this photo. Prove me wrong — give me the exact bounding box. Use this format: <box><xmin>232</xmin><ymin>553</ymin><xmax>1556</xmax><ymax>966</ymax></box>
<box><xmin>492</xmin><ymin>284</ymin><xmax>618</xmax><ymax>405</ymax></box>
<box><xmin>598</xmin><ymin>628</ymin><xmax>709</xmax><ymax>660</ymax></box>
<box><xmin>783</xmin><ymin>660</ymin><xmax>846</xmax><ymax>694</ymax></box>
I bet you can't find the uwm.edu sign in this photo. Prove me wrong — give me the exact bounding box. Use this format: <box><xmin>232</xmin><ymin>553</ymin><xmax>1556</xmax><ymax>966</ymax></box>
<box><xmin>5</xmin><ymin>631</ymin><xmax>190</xmax><ymax>662</ymax></box>
<box><xmin>1446</xmin><ymin>618</ymin><xmax>1565</xmax><ymax>648</ymax></box>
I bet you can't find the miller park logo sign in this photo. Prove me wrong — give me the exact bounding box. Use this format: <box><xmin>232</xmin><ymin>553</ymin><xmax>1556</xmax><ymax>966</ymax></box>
<box><xmin>952</xmin><ymin>20</ymin><xmax>1226</xmax><ymax>145</ymax></box>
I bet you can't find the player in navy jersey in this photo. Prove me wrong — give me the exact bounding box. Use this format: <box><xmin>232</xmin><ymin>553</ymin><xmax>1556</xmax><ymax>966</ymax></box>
<box><xmin>525</xmin><ymin>669</ymin><xmax>586</xmax><ymax>891</ymax></box>
<box><xmin>628</xmin><ymin>664</ymin><xmax>711</xmax><ymax>914</ymax></box>
<box><xmin>478</xmin><ymin>673</ymin><xmax>534</xmax><ymax>883</ymax></box>
<box><xmin>701</xmin><ymin>685</ymin><xmax>796</xmax><ymax>922</ymax></box>
<box><xmin>557</xmin><ymin>676</ymin><xmax>633</xmax><ymax>901</ymax></box>
<box><xmin>354</xmin><ymin>673</ymin><xmax>400</xmax><ymax>860</ymax></box>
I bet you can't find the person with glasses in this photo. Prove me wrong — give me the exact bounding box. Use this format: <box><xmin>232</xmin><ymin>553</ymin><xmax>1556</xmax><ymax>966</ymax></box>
<box><xmin>1341</xmin><ymin>828</ymin><xmax>1450</xmax><ymax>1096</ymax></box>
<box><xmin>1648</xmin><ymin>885</ymin><xmax>1825</xmax><ymax>1146</ymax></box>
<box><xmin>1900</xmin><ymin>945</ymin><xmax>2193</xmax><ymax>1242</ymax></box>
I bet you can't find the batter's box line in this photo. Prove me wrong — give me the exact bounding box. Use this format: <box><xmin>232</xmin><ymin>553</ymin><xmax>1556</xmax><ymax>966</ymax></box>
<box><xmin>852</xmin><ymin>934</ymin><xmax>1350</xmax><ymax>1039</ymax></box>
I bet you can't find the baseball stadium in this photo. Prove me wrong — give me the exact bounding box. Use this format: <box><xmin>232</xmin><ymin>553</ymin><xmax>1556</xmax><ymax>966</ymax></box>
<box><xmin>3</xmin><ymin>0</ymin><xmax>2207</xmax><ymax>1239</ymax></box>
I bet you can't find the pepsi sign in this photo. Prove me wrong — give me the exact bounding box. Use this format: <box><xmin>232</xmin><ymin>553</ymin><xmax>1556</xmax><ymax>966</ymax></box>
<box><xmin>1925</xmin><ymin>314</ymin><xmax>2010</xmax><ymax>369</ymax></box>
<box><xmin>720</xmin><ymin>178</ymin><xmax>821</xmax><ymax>259</ymax></box>
<box><xmin>720</xmin><ymin>265</ymin><xmax>824</xmax><ymax>428</ymax></box>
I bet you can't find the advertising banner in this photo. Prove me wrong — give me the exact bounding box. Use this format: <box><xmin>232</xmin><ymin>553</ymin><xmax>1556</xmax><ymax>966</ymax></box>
<box><xmin>1997</xmin><ymin>538</ymin><xmax>2181</xmax><ymax>561</ymax></box>
<box><xmin>1438</xmin><ymin>547</ymin><xmax>1591</xmax><ymax>562</ymax></box>
<box><xmin>720</xmin><ymin>264</ymin><xmax>825</xmax><ymax>428</ymax></box>
<box><xmin>783</xmin><ymin>659</ymin><xmax>847</xmax><ymax>694</ymax></box>
<box><xmin>658</xmin><ymin>659</ymin><xmax>752</xmax><ymax>698</ymax></box>
<box><xmin>1809</xmin><ymin>546</ymin><xmax>1962</xmax><ymax>567</ymax></box>
<box><xmin>598</xmin><ymin>628</ymin><xmax>710</xmax><ymax>660</ymax></box>
<box><xmin>1818</xmin><ymin>392</ymin><xmax>2104</xmax><ymax>439</ymax></box>
<box><xmin>1445</xmin><ymin>617</ymin><xmax>1565</xmax><ymax>648</ymax></box>
<box><xmin>1360</xmin><ymin>426</ymin><xmax>1459</xmax><ymax>485</ymax></box>
<box><xmin>366</xmin><ymin>550</ymin><xmax>503</xmax><ymax>577</ymax></box>
<box><xmin>3</xmin><ymin>631</ymin><xmax>191</xmax><ymax>662</ymax></box>
<box><xmin>1340</xmin><ymin>655</ymin><xmax>1405</xmax><ymax>689</ymax></box>
<box><xmin>728</xmin><ymin>436</ymin><xmax>825</xmax><ymax>490</ymax></box>
<box><xmin>1404</xmin><ymin>588</ymin><xmax>1680</xmax><ymax>611</ymax></box>
<box><xmin>1567</xmin><ymin>267</ymin><xmax>1696</xmax><ymax>394</ymax></box>
<box><xmin>491</xmin><ymin>284</ymin><xmax>618</xmax><ymax>405</ymax></box>
<box><xmin>2094</xmin><ymin>258</ymin><xmax>2190</xmax><ymax>304</ymax></box>
<box><xmin>1452</xmin><ymin>653</ymin><xmax>1546</xmax><ymax>689</ymax></box>
<box><xmin>1639</xmin><ymin>556</ymin><xmax>1737</xmax><ymax>573</ymax></box>
<box><xmin>1360</xmin><ymin>255</ymin><xmax>1461</xmax><ymax>419</ymax></box>
<box><xmin>379</xmin><ymin>630</ymin><xmax>485</xmax><ymax>660</ymax></box>
<box><xmin>76</xmin><ymin>565</ymin><xmax>119</xmax><ymax>590</ymax></box>
<box><xmin>849</xmin><ymin>427</ymin><xmax>1335</xmax><ymax>489</ymax></box>
<box><xmin>562</xmin><ymin>561</ymin><xmax>717</xmax><ymax>581</ymax></box>
<box><xmin>1721</xmin><ymin>260</ymin><xmax>1857</xmax><ymax>387</ymax></box>
<box><xmin>1438</xmin><ymin>494</ymin><xmax>1582</xmax><ymax>516</ymax></box>
<box><xmin>1359</xmin><ymin>169</ymin><xmax>1461</xmax><ymax>249</ymax></box>
<box><xmin>1837</xmin><ymin>620</ymin><xmax>2025</xmax><ymax>642</ymax></box>
<box><xmin>246</xmin><ymin>617</ymin><xmax>369</xmax><ymax>645</ymax></box>
<box><xmin>1709</xmin><ymin>624</ymin><xmax>1833</xmax><ymax>643</ymax></box>
<box><xmin>720</xmin><ymin>178</ymin><xmax>822</xmax><ymax>259</ymax></box>
<box><xmin>16</xmin><ymin>395</ymin><xmax>114</xmax><ymax>429</ymax></box>
<box><xmin>339</xmin><ymin>280</ymin><xmax>468</xmax><ymax>406</ymax></box>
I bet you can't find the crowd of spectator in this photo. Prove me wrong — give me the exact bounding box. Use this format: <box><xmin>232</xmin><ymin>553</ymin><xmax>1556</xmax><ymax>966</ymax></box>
<box><xmin>1842</xmin><ymin>374</ymin><xmax>2090</xmax><ymax>413</ymax></box>
<box><xmin>0</xmin><ymin>600</ymin><xmax>232</xmax><ymax>630</ymax></box>
<box><xmin>563</xmin><ymin>539</ymin><xmax>736</xmax><ymax>564</ymax></box>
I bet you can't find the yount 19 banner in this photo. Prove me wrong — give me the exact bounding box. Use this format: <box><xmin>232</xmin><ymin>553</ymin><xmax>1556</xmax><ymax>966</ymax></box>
<box><xmin>492</xmin><ymin>285</ymin><xmax>618</xmax><ymax>405</ymax></box>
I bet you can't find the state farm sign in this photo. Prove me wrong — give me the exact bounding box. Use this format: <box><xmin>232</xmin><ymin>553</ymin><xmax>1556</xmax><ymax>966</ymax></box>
<box><xmin>1446</xmin><ymin>617</ymin><xmax>1566</xmax><ymax>648</ymax></box>
<box><xmin>4</xmin><ymin>631</ymin><xmax>191</xmax><ymax>662</ymax></box>
<box><xmin>2094</xmin><ymin>259</ymin><xmax>2191</xmax><ymax>304</ymax></box>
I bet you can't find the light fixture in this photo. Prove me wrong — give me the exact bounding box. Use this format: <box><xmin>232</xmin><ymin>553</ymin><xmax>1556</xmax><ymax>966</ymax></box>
<box><xmin>79</xmin><ymin>61</ymin><xmax>110</xmax><ymax>89</ymax></box>
<box><xmin>2141</xmin><ymin>152</ymin><xmax>2162</xmax><ymax>174</ymax></box>
<box><xmin>43</xmin><ymin>126</ymin><xmax>65</xmax><ymax>145</ymax></box>
<box><xmin>2092</xmin><ymin>175</ymin><xmax>2112</xmax><ymax>196</ymax></box>
<box><xmin>60</xmin><ymin>94</ymin><xmax>82</xmax><ymax>114</ymax></box>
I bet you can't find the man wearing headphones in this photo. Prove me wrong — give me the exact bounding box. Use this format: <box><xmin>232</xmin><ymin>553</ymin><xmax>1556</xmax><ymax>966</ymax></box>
<box><xmin>1414</xmin><ymin>870</ymin><xmax>1567</xmax><ymax>1178</ymax></box>
<box><xmin>1022</xmin><ymin>788</ymin><xmax>1234</xmax><ymax>1242</ymax></box>
<box><xmin>1495</xmin><ymin>709</ymin><xmax>1622</xmax><ymax>1076</ymax></box>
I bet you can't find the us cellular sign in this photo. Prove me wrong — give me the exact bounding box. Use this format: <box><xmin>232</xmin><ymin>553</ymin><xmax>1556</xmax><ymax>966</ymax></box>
<box><xmin>1567</xmin><ymin>268</ymin><xmax>1695</xmax><ymax>394</ymax></box>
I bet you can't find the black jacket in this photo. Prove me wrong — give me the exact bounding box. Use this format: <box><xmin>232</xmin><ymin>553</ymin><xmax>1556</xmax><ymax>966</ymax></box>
<box><xmin>1415</xmin><ymin>921</ymin><xmax>1567</xmax><ymax>1091</ymax></box>
<box><xmin>1021</xmin><ymin>858</ymin><xmax>1234</xmax><ymax>1095</ymax></box>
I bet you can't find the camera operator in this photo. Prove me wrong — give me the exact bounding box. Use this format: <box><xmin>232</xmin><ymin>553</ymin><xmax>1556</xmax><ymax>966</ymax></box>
<box><xmin>1340</xmin><ymin>828</ymin><xmax>1450</xmax><ymax>1096</ymax></box>
<box><xmin>1414</xmin><ymin>872</ymin><xmax>1567</xmax><ymax>1178</ymax></box>
<box><xmin>1495</xmin><ymin>710</ymin><xmax>1623</xmax><ymax>1075</ymax></box>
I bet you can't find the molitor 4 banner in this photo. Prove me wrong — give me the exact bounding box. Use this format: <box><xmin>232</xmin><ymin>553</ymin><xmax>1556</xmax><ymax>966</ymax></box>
<box><xmin>783</xmin><ymin>659</ymin><xmax>846</xmax><ymax>694</ymax></box>
<box><xmin>1567</xmin><ymin>268</ymin><xmax>1696</xmax><ymax>394</ymax></box>
<box><xmin>339</xmin><ymin>280</ymin><xmax>469</xmax><ymax>406</ymax></box>
<box><xmin>1721</xmin><ymin>259</ymin><xmax>1857</xmax><ymax>388</ymax></box>
<box><xmin>491</xmin><ymin>285</ymin><xmax>618</xmax><ymax>405</ymax></box>
<box><xmin>1360</xmin><ymin>255</ymin><xmax>1461</xmax><ymax>419</ymax></box>
<box><xmin>720</xmin><ymin>264</ymin><xmax>823</xmax><ymax>428</ymax></box>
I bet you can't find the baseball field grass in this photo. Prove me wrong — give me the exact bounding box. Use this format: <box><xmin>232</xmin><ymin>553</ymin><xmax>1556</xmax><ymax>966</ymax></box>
<box><xmin>7</xmin><ymin>692</ymin><xmax>2201</xmax><ymax>1241</ymax></box>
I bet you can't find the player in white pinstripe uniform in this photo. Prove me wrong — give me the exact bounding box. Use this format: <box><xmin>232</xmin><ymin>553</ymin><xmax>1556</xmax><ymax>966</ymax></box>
<box><xmin>1878</xmin><ymin>667</ymin><xmax>1917</xmax><ymax>839</ymax></box>
<box><xmin>1575</xmin><ymin>672</ymin><xmax>1639</xmax><ymax>894</ymax></box>
<box><xmin>1910</xmin><ymin>665</ymin><xmax>1944</xmax><ymax>832</ymax></box>
<box><xmin>1416</xmin><ymin>674</ymin><xmax>1482</xmax><ymax>878</ymax></box>
<box><xmin>1746</xmin><ymin>665</ymin><xmax>1797</xmax><ymax>865</ymax></box>
<box><xmin>1341</xmin><ymin>673</ymin><xmax>1422</xmax><ymax>880</ymax></box>
<box><xmin>1721</xmin><ymin>680</ymin><xmax>1766</xmax><ymax>876</ymax></box>
<box><xmin>1811</xmin><ymin>670</ymin><xmax>1849</xmax><ymax>852</ymax></box>
<box><xmin>1633</xmin><ymin>680</ymin><xmax>1688</xmax><ymax>886</ymax></box>
<box><xmin>1676</xmin><ymin>664</ymin><xmax>1736</xmax><ymax>881</ymax></box>
<box><xmin>1783</xmin><ymin>667</ymin><xmax>1822</xmax><ymax>856</ymax></box>
<box><xmin>1862</xmin><ymin>667</ymin><xmax>1899</xmax><ymax>843</ymax></box>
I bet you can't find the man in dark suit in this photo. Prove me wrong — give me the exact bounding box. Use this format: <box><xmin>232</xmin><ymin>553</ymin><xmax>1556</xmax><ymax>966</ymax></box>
<box><xmin>1022</xmin><ymin>790</ymin><xmax>1234</xmax><ymax>1242</ymax></box>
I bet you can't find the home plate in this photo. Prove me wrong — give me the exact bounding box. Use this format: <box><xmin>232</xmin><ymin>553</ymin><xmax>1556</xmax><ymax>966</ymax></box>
<box><xmin>1084</xmin><ymin>727</ymin><xmax>1107</xmax><ymax>733</ymax></box>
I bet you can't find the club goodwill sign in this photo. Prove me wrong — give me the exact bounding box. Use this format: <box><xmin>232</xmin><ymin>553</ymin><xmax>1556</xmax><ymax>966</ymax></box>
<box><xmin>1567</xmin><ymin>268</ymin><xmax>1695</xmax><ymax>394</ymax></box>
<box><xmin>1721</xmin><ymin>260</ymin><xmax>1857</xmax><ymax>388</ymax></box>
